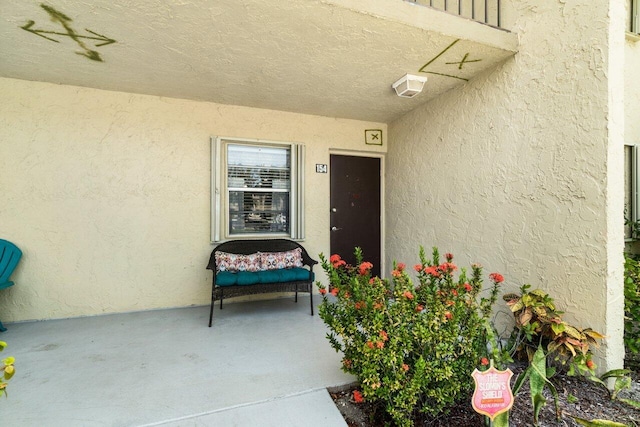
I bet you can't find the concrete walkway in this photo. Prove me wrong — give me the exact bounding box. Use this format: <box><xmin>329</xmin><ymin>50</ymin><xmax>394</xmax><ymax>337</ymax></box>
<box><xmin>0</xmin><ymin>297</ymin><xmax>354</xmax><ymax>426</ymax></box>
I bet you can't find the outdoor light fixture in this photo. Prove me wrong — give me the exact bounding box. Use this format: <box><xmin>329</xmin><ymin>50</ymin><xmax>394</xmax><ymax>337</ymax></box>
<box><xmin>392</xmin><ymin>74</ymin><xmax>428</xmax><ymax>98</ymax></box>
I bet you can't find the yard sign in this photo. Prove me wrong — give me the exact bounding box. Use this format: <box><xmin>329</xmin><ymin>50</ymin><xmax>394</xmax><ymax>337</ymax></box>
<box><xmin>471</xmin><ymin>366</ymin><xmax>514</xmax><ymax>421</ymax></box>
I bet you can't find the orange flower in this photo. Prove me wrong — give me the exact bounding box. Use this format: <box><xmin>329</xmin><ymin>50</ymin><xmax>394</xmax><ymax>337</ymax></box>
<box><xmin>376</xmin><ymin>341</ymin><xmax>385</xmax><ymax>349</ymax></box>
<box><xmin>355</xmin><ymin>301</ymin><xmax>366</xmax><ymax>310</ymax></box>
<box><xmin>586</xmin><ymin>359</ymin><xmax>595</xmax><ymax>369</ymax></box>
<box><xmin>415</xmin><ymin>304</ymin><xmax>424</xmax><ymax>312</ymax></box>
<box><xmin>329</xmin><ymin>254</ymin><xmax>342</xmax><ymax>263</ymax></box>
<box><xmin>397</xmin><ymin>263</ymin><xmax>406</xmax><ymax>271</ymax></box>
<box><xmin>403</xmin><ymin>291</ymin><xmax>414</xmax><ymax>300</ymax></box>
<box><xmin>343</xmin><ymin>292</ymin><xmax>351</xmax><ymax>299</ymax></box>
<box><xmin>343</xmin><ymin>359</ymin><xmax>352</xmax><ymax>368</ymax></box>
<box><xmin>402</xmin><ymin>364</ymin><xmax>409</xmax><ymax>372</ymax></box>
<box><xmin>373</xmin><ymin>302</ymin><xmax>383</xmax><ymax>310</ymax></box>
<box><xmin>391</xmin><ymin>269</ymin><xmax>402</xmax><ymax>277</ymax></box>
<box><xmin>464</xmin><ymin>283</ymin><xmax>472</xmax><ymax>292</ymax></box>
<box><xmin>424</xmin><ymin>266</ymin><xmax>440</xmax><ymax>277</ymax></box>
<box><xmin>444</xmin><ymin>311</ymin><xmax>453</xmax><ymax>320</ymax></box>
<box><xmin>413</xmin><ymin>264</ymin><xmax>423</xmax><ymax>272</ymax></box>
<box><xmin>358</xmin><ymin>262</ymin><xmax>373</xmax><ymax>275</ymax></box>
<box><xmin>319</xmin><ymin>288</ymin><xmax>327</xmax><ymax>295</ymax></box>
<box><xmin>481</xmin><ymin>357</ymin><xmax>489</xmax><ymax>366</ymax></box>
<box><xmin>438</xmin><ymin>262</ymin><xmax>458</xmax><ymax>272</ymax></box>
<box><xmin>353</xmin><ymin>390</ymin><xmax>364</xmax><ymax>403</ymax></box>
<box><xmin>489</xmin><ymin>273</ymin><xmax>504</xmax><ymax>284</ymax></box>
<box><xmin>445</xmin><ymin>253</ymin><xmax>454</xmax><ymax>261</ymax></box>
<box><xmin>366</xmin><ymin>341</ymin><xmax>374</xmax><ymax>349</ymax></box>
<box><xmin>379</xmin><ymin>330</ymin><xmax>388</xmax><ymax>341</ymax></box>
<box><xmin>452</xmin><ymin>289</ymin><xmax>458</xmax><ymax>297</ymax></box>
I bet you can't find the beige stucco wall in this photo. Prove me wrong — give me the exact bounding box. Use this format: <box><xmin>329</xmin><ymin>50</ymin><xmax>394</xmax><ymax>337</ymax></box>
<box><xmin>0</xmin><ymin>76</ymin><xmax>386</xmax><ymax>322</ymax></box>
<box><xmin>386</xmin><ymin>1</ymin><xmax>625</xmax><ymax>370</ymax></box>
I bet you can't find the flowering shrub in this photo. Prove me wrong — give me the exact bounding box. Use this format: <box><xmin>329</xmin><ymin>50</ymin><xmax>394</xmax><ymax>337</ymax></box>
<box><xmin>318</xmin><ymin>247</ymin><xmax>504</xmax><ymax>427</ymax></box>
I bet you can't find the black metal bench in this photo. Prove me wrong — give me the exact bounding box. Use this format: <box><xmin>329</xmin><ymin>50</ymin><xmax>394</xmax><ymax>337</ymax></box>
<box><xmin>206</xmin><ymin>239</ymin><xmax>318</xmax><ymax>326</ymax></box>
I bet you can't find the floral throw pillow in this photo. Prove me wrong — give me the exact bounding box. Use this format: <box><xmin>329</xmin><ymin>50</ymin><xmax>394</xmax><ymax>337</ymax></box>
<box><xmin>215</xmin><ymin>251</ymin><xmax>261</xmax><ymax>272</ymax></box>
<box><xmin>260</xmin><ymin>248</ymin><xmax>303</xmax><ymax>270</ymax></box>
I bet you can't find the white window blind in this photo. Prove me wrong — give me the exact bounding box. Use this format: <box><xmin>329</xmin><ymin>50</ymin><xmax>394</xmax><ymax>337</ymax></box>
<box><xmin>211</xmin><ymin>137</ymin><xmax>305</xmax><ymax>242</ymax></box>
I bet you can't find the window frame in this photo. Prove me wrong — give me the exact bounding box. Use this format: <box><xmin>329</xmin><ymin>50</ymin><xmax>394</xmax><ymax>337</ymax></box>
<box><xmin>211</xmin><ymin>136</ymin><xmax>305</xmax><ymax>242</ymax></box>
<box><xmin>626</xmin><ymin>144</ymin><xmax>639</xmax><ymax>241</ymax></box>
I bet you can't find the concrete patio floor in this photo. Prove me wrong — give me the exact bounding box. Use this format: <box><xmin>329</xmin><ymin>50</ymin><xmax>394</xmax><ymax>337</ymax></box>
<box><xmin>0</xmin><ymin>297</ymin><xmax>354</xmax><ymax>426</ymax></box>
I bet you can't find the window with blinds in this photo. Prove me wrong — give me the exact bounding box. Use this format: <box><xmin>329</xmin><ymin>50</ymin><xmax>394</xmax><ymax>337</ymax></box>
<box><xmin>211</xmin><ymin>137</ymin><xmax>305</xmax><ymax>241</ymax></box>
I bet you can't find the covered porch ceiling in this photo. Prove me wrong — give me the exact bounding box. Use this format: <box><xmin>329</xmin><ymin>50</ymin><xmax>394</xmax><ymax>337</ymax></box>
<box><xmin>1</xmin><ymin>0</ymin><xmax>518</xmax><ymax>123</ymax></box>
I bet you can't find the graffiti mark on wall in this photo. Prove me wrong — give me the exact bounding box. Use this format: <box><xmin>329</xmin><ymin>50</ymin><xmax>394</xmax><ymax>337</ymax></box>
<box><xmin>419</xmin><ymin>39</ymin><xmax>482</xmax><ymax>81</ymax></box>
<box><xmin>21</xmin><ymin>4</ymin><xmax>116</xmax><ymax>62</ymax></box>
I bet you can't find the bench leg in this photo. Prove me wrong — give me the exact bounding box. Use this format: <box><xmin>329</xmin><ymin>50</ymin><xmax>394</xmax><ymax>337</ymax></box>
<box><xmin>220</xmin><ymin>288</ymin><xmax>224</xmax><ymax>309</ymax></box>
<box><xmin>0</xmin><ymin>320</ymin><xmax>6</xmax><ymax>332</ymax></box>
<box><xmin>310</xmin><ymin>285</ymin><xmax>314</xmax><ymax>316</ymax></box>
<box><xmin>295</xmin><ymin>284</ymin><xmax>298</xmax><ymax>303</ymax></box>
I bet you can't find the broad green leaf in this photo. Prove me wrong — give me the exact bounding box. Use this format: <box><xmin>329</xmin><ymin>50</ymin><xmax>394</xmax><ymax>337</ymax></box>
<box><xmin>619</xmin><ymin>398</ymin><xmax>640</xmax><ymax>409</ymax></box>
<box><xmin>2</xmin><ymin>357</ymin><xmax>14</xmax><ymax>365</ymax></box>
<box><xmin>571</xmin><ymin>417</ymin><xmax>629</xmax><ymax>426</ymax></box>
<box><xmin>492</xmin><ymin>411</ymin><xmax>509</xmax><ymax>427</ymax></box>
<box><xmin>600</xmin><ymin>369</ymin><xmax>630</xmax><ymax>380</ymax></box>
<box><xmin>551</xmin><ymin>322</ymin><xmax>566</xmax><ymax>335</ymax></box>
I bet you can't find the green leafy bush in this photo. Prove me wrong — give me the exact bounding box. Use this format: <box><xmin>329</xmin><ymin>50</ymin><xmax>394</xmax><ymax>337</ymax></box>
<box><xmin>318</xmin><ymin>247</ymin><xmax>503</xmax><ymax>427</ymax></box>
<box><xmin>503</xmin><ymin>285</ymin><xmax>604</xmax><ymax>376</ymax></box>
<box><xmin>0</xmin><ymin>341</ymin><xmax>15</xmax><ymax>398</ymax></box>
<box><xmin>623</xmin><ymin>253</ymin><xmax>640</xmax><ymax>356</ymax></box>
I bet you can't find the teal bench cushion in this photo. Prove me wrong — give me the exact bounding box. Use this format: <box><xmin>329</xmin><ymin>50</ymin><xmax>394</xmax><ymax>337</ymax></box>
<box><xmin>215</xmin><ymin>268</ymin><xmax>314</xmax><ymax>287</ymax></box>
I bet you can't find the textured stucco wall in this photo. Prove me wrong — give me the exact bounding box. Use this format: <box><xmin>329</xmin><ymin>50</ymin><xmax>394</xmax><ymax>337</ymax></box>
<box><xmin>387</xmin><ymin>1</ymin><xmax>625</xmax><ymax>370</ymax></box>
<box><xmin>0</xmin><ymin>77</ymin><xmax>386</xmax><ymax>322</ymax></box>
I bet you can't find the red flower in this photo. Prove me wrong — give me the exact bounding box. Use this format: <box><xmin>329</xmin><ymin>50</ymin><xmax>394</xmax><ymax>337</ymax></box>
<box><xmin>452</xmin><ymin>289</ymin><xmax>458</xmax><ymax>297</ymax></box>
<box><xmin>376</xmin><ymin>341</ymin><xmax>385</xmax><ymax>349</ymax></box>
<box><xmin>444</xmin><ymin>311</ymin><xmax>453</xmax><ymax>320</ymax></box>
<box><xmin>415</xmin><ymin>304</ymin><xmax>424</xmax><ymax>312</ymax></box>
<box><xmin>445</xmin><ymin>252</ymin><xmax>454</xmax><ymax>261</ymax></box>
<box><xmin>319</xmin><ymin>288</ymin><xmax>327</xmax><ymax>295</ymax></box>
<box><xmin>397</xmin><ymin>263</ymin><xmax>406</xmax><ymax>271</ymax></box>
<box><xmin>481</xmin><ymin>357</ymin><xmax>489</xmax><ymax>366</ymax></box>
<box><xmin>353</xmin><ymin>390</ymin><xmax>364</xmax><ymax>403</ymax></box>
<box><xmin>355</xmin><ymin>301</ymin><xmax>365</xmax><ymax>310</ymax></box>
<box><xmin>333</xmin><ymin>259</ymin><xmax>347</xmax><ymax>268</ymax></box>
<box><xmin>330</xmin><ymin>287</ymin><xmax>339</xmax><ymax>296</ymax></box>
<box><xmin>586</xmin><ymin>359</ymin><xmax>595</xmax><ymax>370</ymax></box>
<box><xmin>358</xmin><ymin>262</ymin><xmax>373</xmax><ymax>275</ymax></box>
<box><xmin>391</xmin><ymin>269</ymin><xmax>402</xmax><ymax>277</ymax></box>
<box><xmin>489</xmin><ymin>273</ymin><xmax>504</xmax><ymax>284</ymax></box>
<box><xmin>373</xmin><ymin>302</ymin><xmax>383</xmax><ymax>310</ymax></box>
<box><xmin>402</xmin><ymin>364</ymin><xmax>409</xmax><ymax>372</ymax></box>
<box><xmin>438</xmin><ymin>262</ymin><xmax>457</xmax><ymax>272</ymax></box>
<box><xmin>413</xmin><ymin>264</ymin><xmax>423</xmax><ymax>272</ymax></box>
<box><xmin>424</xmin><ymin>266</ymin><xmax>441</xmax><ymax>277</ymax></box>
<box><xmin>403</xmin><ymin>291</ymin><xmax>414</xmax><ymax>300</ymax></box>
<box><xmin>366</xmin><ymin>341</ymin><xmax>374</xmax><ymax>349</ymax></box>
<box><xmin>464</xmin><ymin>283</ymin><xmax>472</xmax><ymax>292</ymax></box>
<box><xmin>379</xmin><ymin>330</ymin><xmax>388</xmax><ymax>341</ymax></box>
<box><xmin>329</xmin><ymin>254</ymin><xmax>342</xmax><ymax>263</ymax></box>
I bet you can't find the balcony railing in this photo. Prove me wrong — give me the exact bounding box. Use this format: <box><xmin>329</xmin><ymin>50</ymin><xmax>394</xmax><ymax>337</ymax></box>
<box><xmin>407</xmin><ymin>0</ymin><xmax>502</xmax><ymax>28</ymax></box>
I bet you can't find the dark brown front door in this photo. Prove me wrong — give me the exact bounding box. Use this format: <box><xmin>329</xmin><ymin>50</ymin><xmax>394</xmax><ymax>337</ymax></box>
<box><xmin>330</xmin><ymin>154</ymin><xmax>381</xmax><ymax>277</ymax></box>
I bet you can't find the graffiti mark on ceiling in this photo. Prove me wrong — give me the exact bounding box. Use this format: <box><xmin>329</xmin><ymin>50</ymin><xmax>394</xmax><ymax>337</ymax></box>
<box><xmin>21</xmin><ymin>4</ymin><xmax>116</xmax><ymax>62</ymax></box>
<box><xmin>419</xmin><ymin>39</ymin><xmax>483</xmax><ymax>82</ymax></box>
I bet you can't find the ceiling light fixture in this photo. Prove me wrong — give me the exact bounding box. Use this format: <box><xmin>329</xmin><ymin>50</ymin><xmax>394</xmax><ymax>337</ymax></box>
<box><xmin>392</xmin><ymin>74</ymin><xmax>428</xmax><ymax>98</ymax></box>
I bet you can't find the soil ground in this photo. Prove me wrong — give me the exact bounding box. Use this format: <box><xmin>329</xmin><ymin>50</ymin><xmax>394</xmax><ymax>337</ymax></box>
<box><xmin>329</xmin><ymin>362</ymin><xmax>640</xmax><ymax>426</ymax></box>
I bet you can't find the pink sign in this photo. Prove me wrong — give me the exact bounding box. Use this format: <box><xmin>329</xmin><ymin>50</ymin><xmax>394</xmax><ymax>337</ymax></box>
<box><xmin>471</xmin><ymin>366</ymin><xmax>514</xmax><ymax>420</ymax></box>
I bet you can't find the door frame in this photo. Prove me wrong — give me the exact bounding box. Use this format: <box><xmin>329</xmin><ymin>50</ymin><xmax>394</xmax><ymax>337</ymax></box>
<box><xmin>329</xmin><ymin>149</ymin><xmax>386</xmax><ymax>276</ymax></box>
